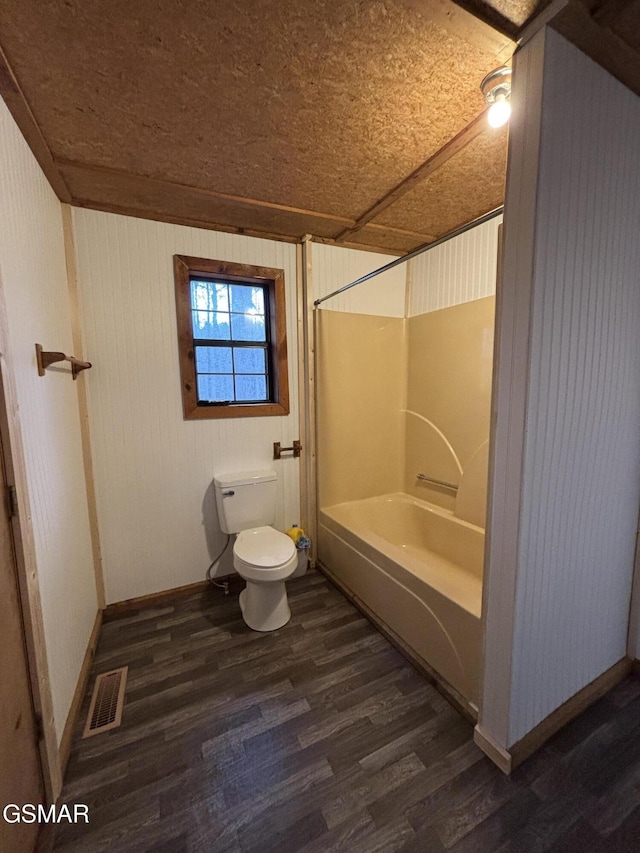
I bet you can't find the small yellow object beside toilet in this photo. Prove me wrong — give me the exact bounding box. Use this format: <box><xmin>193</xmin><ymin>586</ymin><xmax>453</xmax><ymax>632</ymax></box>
<box><xmin>285</xmin><ymin>524</ymin><xmax>304</xmax><ymax>544</ymax></box>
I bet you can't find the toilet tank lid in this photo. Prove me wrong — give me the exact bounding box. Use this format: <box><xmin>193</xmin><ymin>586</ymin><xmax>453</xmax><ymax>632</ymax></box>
<box><xmin>214</xmin><ymin>469</ymin><xmax>276</xmax><ymax>488</ymax></box>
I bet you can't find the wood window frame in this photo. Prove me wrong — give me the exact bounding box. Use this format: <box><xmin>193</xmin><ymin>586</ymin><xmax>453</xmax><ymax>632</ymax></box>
<box><xmin>174</xmin><ymin>255</ymin><xmax>290</xmax><ymax>419</ymax></box>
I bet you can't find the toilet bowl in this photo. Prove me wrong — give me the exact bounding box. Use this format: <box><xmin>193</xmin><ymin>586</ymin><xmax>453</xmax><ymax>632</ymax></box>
<box><xmin>233</xmin><ymin>526</ymin><xmax>297</xmax><ymax>631</ymax></box>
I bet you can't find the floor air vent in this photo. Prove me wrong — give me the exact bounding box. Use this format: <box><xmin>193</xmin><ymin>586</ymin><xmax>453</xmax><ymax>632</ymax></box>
<box><xmin>82</xmin><ymin>666</ymin><xmax>128</xmax><ymax>738</ymax></box>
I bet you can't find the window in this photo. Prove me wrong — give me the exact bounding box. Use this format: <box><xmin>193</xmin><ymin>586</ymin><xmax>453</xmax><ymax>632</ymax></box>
<box><xmin>174</xmin><ymin>255</ymin><xmax>289</xmax><ymax>419</ymax></box>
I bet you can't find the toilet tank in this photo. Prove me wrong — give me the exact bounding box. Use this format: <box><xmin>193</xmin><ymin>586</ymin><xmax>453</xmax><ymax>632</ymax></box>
<box><xmin>214</xmin><ymin>469</ymin><xmax>277</xmax><ymax>534</ymax></box>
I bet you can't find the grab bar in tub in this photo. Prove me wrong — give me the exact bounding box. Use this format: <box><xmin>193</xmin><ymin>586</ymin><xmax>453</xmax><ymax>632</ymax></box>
<box><xmin>416</xmin><ymin>473</ymin><xmax>459</xmax><ymax>492</ymax></box>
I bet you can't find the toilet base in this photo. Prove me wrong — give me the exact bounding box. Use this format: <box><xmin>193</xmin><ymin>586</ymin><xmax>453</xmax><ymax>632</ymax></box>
<box><xmin>239</xmin><ymin>581</ymin><xmax>291</xmax><ymax>632</ymax></box>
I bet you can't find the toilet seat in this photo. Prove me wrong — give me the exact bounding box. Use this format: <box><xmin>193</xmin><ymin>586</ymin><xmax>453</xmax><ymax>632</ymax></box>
<box><xmin>234</xmin><ymin>526</ymin><xmax>295</xmax><ymax>567</ymax></box>
<box><xmin>233</xmin><ymin>526</ymin><xmax>297</xmax><ymax>584</ymax></box>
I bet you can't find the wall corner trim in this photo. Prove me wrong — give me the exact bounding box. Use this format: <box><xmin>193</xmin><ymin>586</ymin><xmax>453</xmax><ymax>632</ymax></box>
<box><xmin>474</xmin><ymin>725</ymin><xmax>513</xmax><ymax>774</ymax></box>
<box><xmin>61</xmin><ymin>204</ymin><xmax>106</xmax><ymax>609</ymax></box>
<box><xmin>0</xmin><ymin>43</ymin><xmax>73</xmax><ymax>203</ymax></box>
<box><xmin>59</xmin><ymin>608</ymin><xmax>103</xmax><ymax>778</ymax></box>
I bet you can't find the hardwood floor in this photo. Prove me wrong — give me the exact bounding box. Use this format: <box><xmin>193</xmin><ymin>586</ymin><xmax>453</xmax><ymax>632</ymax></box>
<box><xmin>54</xmin><ymin>569</ymin><xmax>640</xmax><ymax>852</ymax></box>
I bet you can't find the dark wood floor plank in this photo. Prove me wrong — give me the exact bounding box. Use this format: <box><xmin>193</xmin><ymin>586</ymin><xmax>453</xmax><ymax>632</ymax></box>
<box><xmin>239</xmin><ymin>807</ymin><xmax>328</xmax><ymax>853</ymax></box>
<box><xmin>583</xmin><ymin>759</ymin><xmax>640</xmax><ymax>835</ymax></box>
<box><xmin>494</xmin><ymin>788</ymin><xmax>591</xmax><ymax>853</ymax></box>
<box><xmin>367</xmin><ymin>739</ymin><xmax>485</xmax><ymax>829</ymax></box>
<box><xmin>350</xmin><ymin>815</ymin><xmax>416</xmax><ymax>852</ymax></box>
<box><xmin>321</xmin><ymin>752</ymin><xmax>425</xmax><ymax>830</ymax></box>
<box><xmin>531</xmin><ymin>695</ymin><xmax>640</xmax><ymax>804</ymax></box>
<box><xmin>297</xmin><ymin>808</ymin><xmax>377</xmax><ymax>853</ymax></box>
<box><xmin>54</xmin><ymin>569</ymin><xmax>640</xmax><ymax>853</ymax></box>
<box><xmin>229</xmin><ymin>765</ymin><xmax>361</xmax><ymax>852</ymax></box>
<box><xmin>551</xmin><ymin>819</ymin><xmax>615</xmax><ymax>853</ymax></box>
<box><xmin>408</xmin><ymin>756</ymin><xmax>519</xmax><ymax>847</ymax></box>
<box><xmin>447</xmin><ymin>789</ymin><xmax>541</xmax><ymax>853</ymax></box>
<box><xmin>606</xmin><ymin>805</ymin><xmax>640</xmax><ymax>852</ymax></box>
<box><xmin>357</xmin><ymin>705</ymin><xmax>462</xmax><ymax>775</ymax></box>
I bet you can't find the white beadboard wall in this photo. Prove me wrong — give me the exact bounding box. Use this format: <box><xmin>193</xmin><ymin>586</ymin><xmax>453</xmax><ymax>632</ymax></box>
<box><xmin>508</xmin><ymin>30</ymin><xmax>640</xmax><ymax>744</ymax></box>
<box><xmin>408</xmin><ymin>215</ymin><xmax>502</xmax><ymax>316</ymax></box>
<box><xmin>313</xmin><ymin>225</ymin><xmax>502</xmax><ymax>320</ymax></box>
<box><xmin>0</xmin><ymin>101</ymin><xmax>97</xmax><ymax>741</ymax></box>
<box><xmin>72</xmin><ymin>209</ymin><xmax>300</xmax><ymax>604</ymax></box>
<box><xmin>313</xmin><ymin>242</ymin><xmax>406</xmax><ymax>317</ymax></box>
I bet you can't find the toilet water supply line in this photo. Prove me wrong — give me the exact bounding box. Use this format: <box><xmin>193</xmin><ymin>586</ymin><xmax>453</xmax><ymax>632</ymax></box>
<box><xmin>206</xmin><ymin>535</ymin><xmax>232</xmax><ymax>593</ymax></box>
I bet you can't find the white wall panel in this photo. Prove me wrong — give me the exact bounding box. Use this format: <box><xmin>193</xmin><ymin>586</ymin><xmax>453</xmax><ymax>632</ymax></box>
<box><xmin>0</xmin><ymin>101</ymin><xmax>97</xmax><ymax>741</ymax></box>
<box><xmin>476</xmin><ymin>31</ymin><xmax>546</xmax><ymax>753</ymax></box>
<box><xmin>408</xmin><ymin>215</ymin><xmax>502</xmax><ymax>316</ymax></box>
<box><xmin>508</xmin><ymin>31</ymin><xmax>640</xmax><ymax>744</ymax></box>
<box><xmin>72</xmin><ymin>210</ymin><xmax>300</xmax><ymax>604</ymax></box>
<box><xmin>313</xmin><ymin>243</ymin><xmax>406</xmax><ymax>317</ymax></box>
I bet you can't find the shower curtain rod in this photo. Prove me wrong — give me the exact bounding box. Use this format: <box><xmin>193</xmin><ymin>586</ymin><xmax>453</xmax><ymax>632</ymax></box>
<box><xmin>313</xmin><ymin>205</ymin><xmax>504</xmax><ymax>307</ymax></box>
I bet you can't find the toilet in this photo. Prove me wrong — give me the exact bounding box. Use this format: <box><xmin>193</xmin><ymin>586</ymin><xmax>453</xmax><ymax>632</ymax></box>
<box><xmin>213</xmin><ymin>469</ymin><xmax>297</xmax><ymax>632</ymax></box>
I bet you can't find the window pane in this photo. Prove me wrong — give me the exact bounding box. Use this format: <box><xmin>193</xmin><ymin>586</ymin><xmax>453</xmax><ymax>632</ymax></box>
<box><xmin>229</xmin><ymin>284</ymin><xmax>264</xmax><ymax>315</ymax></box>
<box><xmin>195</xmin><ymin>346</ymin><xmax>232</xmax><ymax>373</ymax></box>
<box><xmin>190</xmin><ymin>280</ymin><xmax>228</xmax><ymax>313</ymax></box>
<box><xmin>197</xmin><ymin>374</ymin><xmax>234</xmax><ymax>402</ymax></box>
<box><xmin>235</xmin><ymin>374</ymin><xmax>267</xmax><ymax>401</ymax></box>
<box><xmin>231</xmin><ymin>312</ymin><xmax>265</xmax><ymax>342</ymax></box>
<box><xmin>192</xmin><ymin>311</ymin><xmax>230</xmax><ymax>340</ymax></box>
<box><xmin>233</xmin><ymin>347</ymin><xmax>265</xmax><ymax>374</ymax></box>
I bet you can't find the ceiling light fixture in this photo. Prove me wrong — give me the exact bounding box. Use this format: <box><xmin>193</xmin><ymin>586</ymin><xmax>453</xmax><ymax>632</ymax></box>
<box><xmin>481</xmin><ymin>67</ymin><xmax>512</xmax><ymax>129</ymax></box>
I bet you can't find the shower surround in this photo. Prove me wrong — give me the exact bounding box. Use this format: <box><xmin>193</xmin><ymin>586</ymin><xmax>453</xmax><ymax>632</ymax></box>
<box><xmin>316</xmin><ymin>285</ymin><xmax>496</xmax><ymax>710</ymax></box>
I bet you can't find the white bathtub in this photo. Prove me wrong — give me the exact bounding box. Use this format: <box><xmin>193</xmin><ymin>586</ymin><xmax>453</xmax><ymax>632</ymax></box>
<box><xmin>318</xmin><ymin>492</ymin><xmax>484</xmax><ymax>709</ymax></box>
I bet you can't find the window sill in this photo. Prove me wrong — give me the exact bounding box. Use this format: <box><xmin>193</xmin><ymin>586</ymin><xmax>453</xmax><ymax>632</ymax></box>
<box><xmin>183</xmin><ymin>401</ymin><xmax>290</xmax><ymax>420</ymax></box>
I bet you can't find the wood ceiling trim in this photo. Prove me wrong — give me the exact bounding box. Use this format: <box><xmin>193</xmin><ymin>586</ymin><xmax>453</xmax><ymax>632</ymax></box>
<box><xmin>369</xmin><ymin>124</ymin><xmax>507</xmax><ymax>238</ymax></box>
<box><xmin>0</xmin><ymin>41</ymin><xmax>72</xmax><ymax>202</ymax></box>
<box><xmin>365</xmin><ymin>223</ymin><xmax>437</xmax><ymax>242</ymax></box>
<box><xmin>54</xmin><ymin>159</ymin><xmax>355</xmax><ymax>226</ymax></box>
<box><xmin>516</xmin><ymin>0</ymin><xmax>568</xmax><ymax>46</ymax></box>
<box><xmin>57</xmin><ymin>160</ymin><xmax>437</xmax><ymax>245</ymax></box>
<box><xmin>450</xmin><ymin>0</ymin><xmax>521</xmax><ymax>37</ymax></box>
<box><xmin>77</xmin><ymin>198</ymin><xmax>411</xmax><ymax>256</ymax></box>
<box><xmin>72</xmin><ymin>199</ymin><xmax>302</xmax><ymax>246</ymax></box>
<box><xmin>551</xmin><ymin>0</ymin><xmax>640</xmax><ymax>99</ymax></box>
<box><xmin>350</xmin><ymin>231</ymin><xmax>422</xmax><ymax>253</ymax></box>
<box><xmin>73</xmin><ymin>198</ymin><xmax>408</xmax><ymax>257</ymax></box>
<box><xmin>310</xmin><ymin>235</ymin><xmax>405</xmax><ymax>257</ymax></box>
<box><xmin>335</xmin><ymin>109</ymin><xmax>489</xmax><ymax>243</ymax></box>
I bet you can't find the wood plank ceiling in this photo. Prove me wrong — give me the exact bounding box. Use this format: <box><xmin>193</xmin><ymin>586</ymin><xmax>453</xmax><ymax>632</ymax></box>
<box><xmin>0</xmin><ymin>0</ymin><xmax>637</xmax><ymax>254</ymax></box>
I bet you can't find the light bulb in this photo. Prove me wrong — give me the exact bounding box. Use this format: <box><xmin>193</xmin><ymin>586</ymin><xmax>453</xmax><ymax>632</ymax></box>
<box><xmin>488</xmin><ymin>94</ymin><xmax>511</xmax><ymax>128</ymax></box>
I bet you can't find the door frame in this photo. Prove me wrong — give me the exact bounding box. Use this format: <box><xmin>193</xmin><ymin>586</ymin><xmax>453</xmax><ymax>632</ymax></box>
<box><xmin>0</xmin><ymin>278</ymin><xmax>61</xmax><ymax>800</ymax></box>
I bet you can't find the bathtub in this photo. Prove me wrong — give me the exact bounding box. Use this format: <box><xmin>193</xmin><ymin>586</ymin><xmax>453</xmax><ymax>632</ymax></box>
<box><xmin>318</xmin><ymin>492</ymin><xmax>484</xmax><ymax>709</ymax></box>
